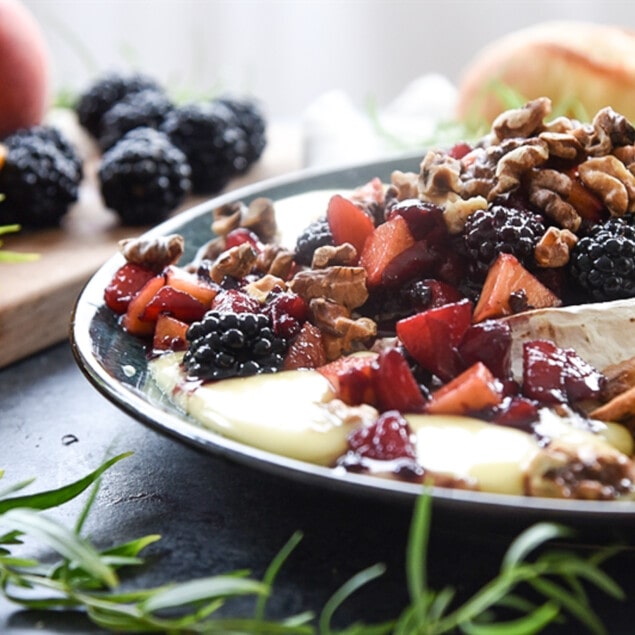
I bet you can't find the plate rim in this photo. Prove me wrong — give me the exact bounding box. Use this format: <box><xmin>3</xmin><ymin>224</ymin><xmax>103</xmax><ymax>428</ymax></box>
<box><xmin>70</xmin><ymin>153</ymin><xmax>635</xmax><ymax>524</ymax></box>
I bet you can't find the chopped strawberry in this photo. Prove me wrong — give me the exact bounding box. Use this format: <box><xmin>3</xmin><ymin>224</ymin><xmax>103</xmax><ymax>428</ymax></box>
<box><xmin>164</xmin><ymin>265</ymin><xmax>219</xmax><ymax>307</ymax></box>
<box><xmin>283</xmin><ymin>322</ymin><xmax>327</xmax><ymax>370</ymax></box>
<box><xmin>348</xmin><ymin>410</ymin><xmax>416</xmax><ymax>461</ymax></box>
<box><xmin>104</xmin><ymin>262</ymin><xmax>156</xmax><ymax>314</ymax></box>
<box><xmin>317</xmin><ymin>354</ymin><xmax>378</xmax><ymax>405</ymax></box>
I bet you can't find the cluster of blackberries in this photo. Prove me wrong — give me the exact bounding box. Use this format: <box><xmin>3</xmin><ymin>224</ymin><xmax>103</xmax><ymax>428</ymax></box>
<box><xmin>0</xmin><ymin>125</ymin><xmax>83</xmax><ymax>227</ymax></box>
<box><xmin>183</xmin><ymin>310</ymin><xmax>287</xmax><ymax>381</ymax></box>
<box><xmin>76</xmin><ymin>72</ymin><xmax>267</xmax><ymax>225</ymax></box>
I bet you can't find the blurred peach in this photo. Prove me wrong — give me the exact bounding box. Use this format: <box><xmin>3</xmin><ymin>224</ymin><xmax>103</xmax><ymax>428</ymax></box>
<box><xmin>0</xmin><ymin>0</ymin><xmax>50</xmax><ymax>138</ymax></box>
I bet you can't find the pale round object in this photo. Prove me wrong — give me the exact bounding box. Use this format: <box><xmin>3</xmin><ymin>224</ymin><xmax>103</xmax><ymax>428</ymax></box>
<box><xmin>0</xmin><ymin>0</ymin><xmax>50</xmax><ymax>137</ymax></box>
<box><xmin>455</xmin><ymin>21</ymin><xmax>635</xmax><ymax>126</ymax></box>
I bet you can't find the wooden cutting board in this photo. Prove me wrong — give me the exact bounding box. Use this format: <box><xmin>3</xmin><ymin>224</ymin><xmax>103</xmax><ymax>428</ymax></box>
<box><xmin>0</xmin><ymin>116</ymin><xmax>303</xmax><ymax>369</ymax></box>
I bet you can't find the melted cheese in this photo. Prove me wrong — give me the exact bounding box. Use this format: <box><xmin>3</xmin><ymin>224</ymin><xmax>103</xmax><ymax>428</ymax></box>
<box><xmin>150</xmin><ymin>353</ymin><xmax>369</xmax><ymax>465</ymax></box>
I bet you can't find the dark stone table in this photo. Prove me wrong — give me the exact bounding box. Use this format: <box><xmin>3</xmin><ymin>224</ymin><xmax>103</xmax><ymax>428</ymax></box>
<box><xmin>2</xmin><ymin>341</ymin><xmax>635</xmax><ymax>634</ymax></box>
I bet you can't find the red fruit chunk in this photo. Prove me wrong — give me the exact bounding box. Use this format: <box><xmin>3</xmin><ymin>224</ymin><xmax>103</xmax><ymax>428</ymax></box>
<box><xmin>121</xmin><ymin>274</ymin><xmax>166</xmax><ymax>337</ymax></box>
<box><xmin>225</xmin><ymin>227</ymin><xmax>263</xmax><ymax>251</ymax></box>
<box><xmin>326</xmin><ymin>194</ymin><xmax>375</xmax><ymax>257</ymax></box>
<box><xmin>348</xmin><ymin>410</ymin><xmax>416</xmax><ymax>461</ymax></box>
<box><xmin>141</xmin><ymin>286</ymin><xmax>207</xmax><ymax>323</ymax></box>
<box><xmin>448</xmin><ymin>142</ymin><xmax>472</xmax><ymax>160</ymax></box>
<box><xmin>522</xmin><ymin>339</ymin><xmax>606</xmax><ymax>405</ymax></box>
<box><xmin>351</xmin><ymin>176</ymin><xmax>385</xmax><ymax>207</ymax></box>
<box><xmin>211</xmin><ymin>289</ymin><xmax>260</xmax><ymax>313</ymax></box>
<box><xmin>283</xmin><ymin>322</ymin><xmax>327</xmax><ymax>370</ymax></box>
<box><xmin>360</xmin><ymin>214</ymin><xmax>415</xmax><ymax>287</ymax></box>
<box><xmin>387</xmin><ymin>199</ymin><xmax>447</xmax><ymax>243</ymax></box>
<box><xmin>380</xmin><ymin>239</ymin><xmax>442</xmax><ymax>287</ymax></box>
<box><xmin>317</xmin><ymin>354</ymin><xmax>377</xmax><ymax>405</ymax></box>
<box><xmin>458</xmin><ymin>319</ymin><xmax>512</xmax><ymax>380</ymax></box>
<box><xmin>488</xmin><ymin>396</ymin><xmax>540</xmax><ymax>432</ymax></box>
<box><xmin>164</xmin><ymin>266</ymin><xmax>218</xmax><ymax>307</ymax></box>
<box><xmin>473</xmin><ymin>253</ymin><xmax>561</xmax><ymax>323</ymax></box>
<box><xmin>264</xmin><ymin>290</ymin><xmax>309</xmax><ymax>339</ymax></box>
<box><xmin>396</xmin><ymin>299</ymin><xmax>473</xmax><ymax>381</ymax></box>
<box><xmin>152</xmin><ymin>314</ymin><xmax>189</xmax><ymax>351</ymax></box>
<box><xmin>104</xmin><ymin>262</ymin><xmax>156</xmax><ymax>314</ymax></box>
<box><xmin>426</xmin><ymin>362</ymin><xmax>504</xmax><ymax>415</ymax></box>
<box><xmin>373</xmin><ymin>348</ymin><xmax>426</xmax><ymax>413</ymax></box>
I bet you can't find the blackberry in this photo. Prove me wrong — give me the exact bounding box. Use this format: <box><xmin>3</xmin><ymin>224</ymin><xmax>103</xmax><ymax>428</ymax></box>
<box><xmin>462</xmin><ymin>204</ymin><xmax>546</xmax><ymax>281</ymax></box>
<box><xmin>160</xmin><ymin>101</ymin><xmax>250</xmax><ymax>194</ymax></box>
<box><xmin>98</xmin><ymin>88</ymin><xmax>174</xmax><ymax>151</ymax></box>
<box><xmin>294</xmin><ymin>218</ymin><xmax>334</xmax><ymax>266</ymax></box>
<box><xmin>98</xmin><ymin>127</ymin><xmax>191</xmax><ymax>226</ymax></box>
<box><xmin>75</xmin><ymin>72</ymin><xmax>164</xmax><ymax>139</ymax></box>
<box><xmin>569</xmin><ymin>214</ymin><xmax>635</xmax><ymax>301</ymax></box>
<box><xmin>4</xmin><ymin>125</ymin><xmax>83</xmax><ymax>182</ymax></box>
<box><xmin>215</xmin><ymin>96</ymin><xmax>267</xmax><ymax>170</ymax></box>
<box><xmin>183</xmin><ymin>311</ymin><xmax>288</xmax><ymax>381</ymax></box>
<box><xmin>0</xmin><ymin>133</ymin><xmax>81</xmax><ymax>227</ymax></box>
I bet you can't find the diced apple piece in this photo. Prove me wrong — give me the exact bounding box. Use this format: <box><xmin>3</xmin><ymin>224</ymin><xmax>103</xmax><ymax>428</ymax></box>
<box><xmin>396</xmin><ymin>299</ymin><xmax>473</xmax><ymax>381</ymax></box>
<box><xmin>326</xmin><ymin>194</ymin><xmax>375</xmax><ymax>257</ymax></box>
<box><xmin>426</xmin><ymin>362</ymin><xmax>504</xmax><ymax>415</ymax></box>
<box><xmin>473</xmin><ymin>253</ymin><xmax>561</xmax><ymax>323</ymax></box>
<box><xmin>121</xmin><ymin>274</ymin><xmax>166</xmax><ymax>337</ymax></box>
<box><xmin>153</xmin><ymin>314</ymin><xmax>189</xmax><ymax>351</ymax></box>
<box><xmin>360</xmin><ymin>214</ymin><xmax>416</xmax><ymax>287</ymax></box>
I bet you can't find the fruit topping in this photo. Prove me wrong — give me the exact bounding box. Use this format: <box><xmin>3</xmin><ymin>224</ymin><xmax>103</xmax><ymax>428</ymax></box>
<box><xmin>98</xmin><ymin>127</ymin><xmax>191</xmax><ymax>226</ymax></box>
<box><xmin>462</xmin><ymin>203</ymin><xmax>546</xmax><ymax>283</ymax></box>
<box><xmin>326</xmin><ymin>194</ymin><xmax>375</xmax><ymax>258</ymax></box>
<box><xmin>396</xmin><ymin>299</ymin><xmax>473</xmax><ymax>381</ymax></box>
<box><xmin>104</xmin><ymin>262</ymin><xmax>156</xmax><ymax>314</ymax></box>
<box><xmin>294</xmin><ymin>217</ymin><xmax>335</xmax><ymax>267</ymax></box>
<box><xmin>183</xmin><ymin>311</ymin><xmax>288</xmax><ymax>381</ymax></box>
<box><xmin>522</xmin><ymin>339</ymin><xmax>606</xmax><ymax>405</ymax></box>
<box><xmin>472</xmin><ymin>253</ymin><xmax>561</xmax><ymax>322</ymax></box>
<box><xmin>347</xmin><ymin>410</ymin><xmax>416</xmax><ymax>461</ymax></box>
<box><xmin>569</xmin><ymin>213</ymin><xmax>635</xmax><ymax>301</ymax></box>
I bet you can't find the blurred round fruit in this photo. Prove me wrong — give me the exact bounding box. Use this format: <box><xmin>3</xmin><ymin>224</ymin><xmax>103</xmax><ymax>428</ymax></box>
<box><xmin>0</xmin><ymin>0</ymin><xmax>50</xmax><ymax>138</ymax></box>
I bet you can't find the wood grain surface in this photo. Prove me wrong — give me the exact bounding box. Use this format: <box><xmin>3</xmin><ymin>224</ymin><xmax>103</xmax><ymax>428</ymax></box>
<box><xmin>0</xmin><ymin>115</ymin><xmax>303</xmax><ymax>368</ymax></box>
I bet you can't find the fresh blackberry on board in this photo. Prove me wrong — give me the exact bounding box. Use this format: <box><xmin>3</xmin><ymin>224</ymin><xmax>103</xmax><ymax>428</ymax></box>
<box><xmin>4</xmin><ymin>125</ymin><xmax>84</xmax><ymax>182</ymax></box>
<box><xmin>75</xmin><ymin>72</ymin><xmax>164</xmax><ymax>139</ymax></box>
<box><xmin>0</xmin><ymin>133</ymin><xmax>81</xmax><ymax>227</ymax></box>
<box><xmin>98</xmin><ymin>88</ymin><xmax>174</xmax><ymax>151</ymax></box>
<box><xmin>294</xmin><ymin>217</ymin><xmax>334</xmax><ymax>266</ymax></box>
<box><xmin>98</xmin><ymin>127</ymin><xmax>191</xmax><ymax>226</ymax></box>
<box><xmin>569</xmin><ymin>214</ymin><xmax>635</xmax><ymax>301</ymax></box>
<box><xmin>215</xmin><ymin>96</ymin><xmax>267</xmax><ymax>170</ymax></box>
<box><xmin>160</xmin><ymin>101</ymin><xmax>249</xmax><ymax>194</ymax></box>
<box><xmin>462</xmin><ymin>204</ymin><xmax>546</xmax><ymax>282</ymax></box>
<box><xmin>183</xmin><ymin>310</ymin><xmax>288</xmax><ymax>381</ymax></box>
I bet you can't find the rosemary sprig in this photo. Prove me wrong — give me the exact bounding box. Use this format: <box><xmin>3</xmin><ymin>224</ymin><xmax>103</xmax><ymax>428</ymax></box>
<box><xmin>0</xmin><ymin>222</ymin><xmax>39</xmax><ymax>263</ymax></box>
<box><xmin>0</xmin><ymin>455</ymin><xmax>625</xmax><ymax>634</ymax></box>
